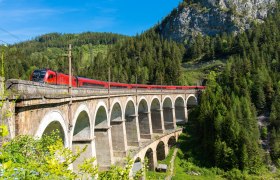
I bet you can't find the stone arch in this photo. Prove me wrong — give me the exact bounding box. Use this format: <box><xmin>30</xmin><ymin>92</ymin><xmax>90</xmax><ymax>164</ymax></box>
<box><xmin>71</xmin><ymin>104</ymin><xmax>93</xmax><ymax>170</ymax></box>
<box><xmin>93</xmin><ymin>101</ymin><xmax>113</xmax><ymax>169</ymax></box>
<box><xmin>145</xmin><ymin>148</ymin><xmax>154</xmax><ymax>170</ymax></box>
<box><xmin>35</xmin><ymin>110</ymin><xmax>68</xmax><ymax>147</ymax></box>
<box><xmin>110</xmin><ymin>100</ymin><xmax>127</xmax><ymax>158</ymax></box>
<box><xmin>94</xmin><ymin>102</ymin><xmax>109</xmax><ymax>128</ymax></box>
<box><xmin>168</xmin><ymin>136</ymin><xmax>176</xmax><ymax>149</ymax></box>
<box><xmin>132</xmin><ymin>157</ymin><xmax>142</xmax><ymax>176</ymax></box>
<box><xmin>186</xmin><ymin>95</ymin><xmax>198</xmax><ymax>108</ymax></box>
<box><xmin>150</xmin><ymin>97</ymin><xmax>164</xmax><ymax>133</ymax></box>
<box><xmin>186</xmin><ymin>95</ymin><xmax>198</xmax><ymax>122</ymax></box>
<box><xmin>124</xmin><ymin>98</ymin><xmax>139</xmax><ymax>146</ymax></box>
<box><xmin>163</xmin><ymin>96</ymin><xmax>175</xmax><ymax>130</ymax></box>
<box><xmin>175</xmin><ymin>96</ymin><xmax>186</xmax><ymax>124</ymax></box>
<box><xmin>72</xmin><ymin>104</ymin><xmax>92</xmax><ymax>141</ymax></box>
<box><xmin>138</xmin><ymin>97</ymin><xmax>152</xmax><ymax>139</ymax></box>
<box><xmin>156</xmin><ymin>141</ymin><xmax>165</xmax><ymax>161</ymax></box>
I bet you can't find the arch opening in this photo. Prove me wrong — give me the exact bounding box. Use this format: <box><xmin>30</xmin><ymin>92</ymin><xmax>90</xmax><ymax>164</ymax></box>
<box><xmin>145</xmin><ymin>148</ymin><xmax>154</xmax><ymax>171</ymax></box>
<box><xmin>36</xmin><ymin>111</ymin><xmax>68</xmax><ymax>147</ymax></box>
<box><xmin>95</xmin><ymin>106</ymin><xmax>108</xmax><ymax>128</ymax></box>
<box><xmin>138</xmin><ymin>99</ymin><xmax>151</xmax><ymax>139</ymax></box>
<box><xmin>156</xmin><ymin>141</ymin><xmax>165</xmax><ymax>161</ymax></box>
<box><xmin>72</xmin><ymin>110</ymin><xmax>92</xmax><ymax>170</ymax></box>
<box><xmin>125</xmin><ymin>100</ymin><xmax>139</xmax><ymax>146</ymax></box>
<box><xmin>94</xmin><ymin>106</ymin><xmax>112</xmax><ymax>169</ymax></box>
<box><xmin>163</xmin><ymin>98</ymin><xmax>175</xmax><ymax>130</ymax></box>
<box><xmin>151</xmin><ymin>98</ymin><xmax>163</xmax><ymax>133</ymax></box>
<box><xmin>110</xmin><ymin>102</ymin><xmax>126</xmax><ymax>157</ymax></box>
<box><xmin>168</xmin><ymin>136</ymin><xmax>176</xmax><ymax>149</ymax></box>
<box><xmin>187</xmin><ymin>95</ymin><xmax>198</xmax><ymax>108</ymax></box>
<box><xmin>132</xmin><ymin>157</ymin><xmax>142</xmax><ymax>177</ymax></box>
<box><xmin>175</xmin><ymin>97</ymin><xmax>186</xmax><ymax>125</ymax></box>
<box><xmin>42</xmin><ymin>121</ymin><xmax>65</xmax><ymax>144</ymax></box>
<box><xmin>186</xmin><ymin>96</ymin><xmax>198</xmax><ymax>121</ymax></box>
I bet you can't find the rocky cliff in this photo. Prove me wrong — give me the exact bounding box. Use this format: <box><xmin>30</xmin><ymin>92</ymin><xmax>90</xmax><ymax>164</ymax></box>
<box><xmin>157</xmin><ymin>0</ymin><xmax>276</xmax><ymax>42</ymax></box>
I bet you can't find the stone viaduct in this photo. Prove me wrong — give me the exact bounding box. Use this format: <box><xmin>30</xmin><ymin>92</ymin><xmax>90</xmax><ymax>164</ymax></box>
<box><xmin>2</xmin><ymin>78</ymin><xmax>200</xmax><ymax>171</ymax></box>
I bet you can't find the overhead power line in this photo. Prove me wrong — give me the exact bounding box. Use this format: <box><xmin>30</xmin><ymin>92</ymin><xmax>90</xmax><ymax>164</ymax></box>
<box><xmin>0</xmin><ymin>27</ymin><xmax>22</xmax><ymax>43</ymax></box>
<box><xmin>0</xmin><ymin>39</ymin><xmax>9</xmax><ymax>45</ymax></box>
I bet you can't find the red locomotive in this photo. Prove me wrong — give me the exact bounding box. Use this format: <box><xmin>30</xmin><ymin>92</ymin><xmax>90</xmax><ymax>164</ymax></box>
<box><xmin>30</xmin><ymin>69</ymin><xmax>206</xmax><ymax>90</ymax></box>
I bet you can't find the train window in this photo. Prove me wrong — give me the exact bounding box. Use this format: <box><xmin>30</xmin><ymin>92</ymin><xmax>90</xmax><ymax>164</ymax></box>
<box><xmin>48</xmin><ymin>75</ymin><xmax>54</xmax><ymax>79</ymax></box>
<box><xmin>31</xmin><ymin>70</ymin><xmax>46</xmax><ymax>82</ymax></box>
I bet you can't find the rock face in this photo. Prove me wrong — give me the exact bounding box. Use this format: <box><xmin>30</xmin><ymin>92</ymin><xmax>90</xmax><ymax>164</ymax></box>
<box><xmin>157</xmin><ymin>0</ymin><xmax>276</xmax><ymax>42</ymax></box>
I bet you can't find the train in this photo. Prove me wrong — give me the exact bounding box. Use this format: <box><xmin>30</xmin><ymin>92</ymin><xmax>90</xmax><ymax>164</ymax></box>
<box><xmin>30</xmin><ymin>69</ymin><xmax>206</xmax><ymax>90</ymax></box>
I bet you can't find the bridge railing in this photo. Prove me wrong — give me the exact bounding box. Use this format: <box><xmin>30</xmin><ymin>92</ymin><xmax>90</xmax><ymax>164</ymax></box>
<box><xmin>6</xmin><ymin>79</ymin><xmax>199</xmax><ymax>99</ymax></box>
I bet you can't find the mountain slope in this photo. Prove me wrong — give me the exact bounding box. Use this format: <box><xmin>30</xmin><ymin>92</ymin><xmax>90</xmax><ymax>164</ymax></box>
<box><xmin>156</xmin><ymin>0</ymin><xmax>276</xmax><ymax>43</ymax></box>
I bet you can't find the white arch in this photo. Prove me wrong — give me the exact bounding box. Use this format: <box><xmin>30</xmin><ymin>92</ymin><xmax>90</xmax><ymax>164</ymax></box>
<box><xmin>71</xmin><ymin>103</ymin><xmax>92</xmax><ymax>143</ymax></box>
<box><xmin>150</xmin><ymin>96</ymin><xmax>161</xmax><ymax>109</ymax></box>
<box><xmin>138</xmin><ymin>96</ymin><xmax>150</xmax><ymax>111</ymax></box>
<box><xmin>110</xmin><ymin>99</ymin><xmax>124</xmax><ymax>121</ymax></box>
<box><xmin>162</xmin><ymin>96</ymin><xmax>173</xmax><ymax>108</ymax></box>
<box><xmin>174</xmin><ymin>95</ymin><xmax>186</xmax><ymax>106</ymax></box>
<box><xmin>35</xmin><ymin>110</ymin><xmax>69</xmax><ymax>147</ymax></box>
<box><xmin>93</xmin><ymin>101</ymin><xmax>109</xmax><ymax>128</ymax></box>
<box><xmin>124</xmin><ymin>97</ymin><xmax>136</xmax><ymax>114</ymax></box>
<box><xmin>186</xmin><ymin>94</ymin><xmax>198</xmax><ymax>106</ymax></box>
<box><xmin>151</xmin><ymin>95</ymin><xmax>160</xmax><ymax>101</ymax></box>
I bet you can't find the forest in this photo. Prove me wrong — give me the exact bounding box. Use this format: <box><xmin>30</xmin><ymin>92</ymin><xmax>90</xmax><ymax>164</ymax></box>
<box><xmin>183</xmin><ymin>3</ymin><xmax>280</xmax><ymax>178</ymax></box>
<box><xmin>1</xmin><ymin>31</ymin><xmax>185</xmax><ymax>85</ymax></box>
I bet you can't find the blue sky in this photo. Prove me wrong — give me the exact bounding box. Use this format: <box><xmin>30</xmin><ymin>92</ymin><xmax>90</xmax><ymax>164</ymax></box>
<box><xmin>0</xmin><ymin>0</ymin><xmax>182</xmax><ymax>44</ymax></box>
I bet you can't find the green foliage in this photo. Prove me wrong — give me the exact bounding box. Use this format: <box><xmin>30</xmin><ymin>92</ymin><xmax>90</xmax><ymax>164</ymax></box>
<box><xmin>146</xmin><ymin>147</ymin><xmax>176</xmax><ymax>179</ymax></box>
<box><xmin>0</xmin><ymin>131</ymin><xmax>98</xmax><ymax>179</ymax></box>
<box><xmin>260</xmin><ymin>127</ymin><xmax>268</xmax><ymax>139</ymax></box>
<box><xmin>99</xmin><ymin>157</ymin><xmax>143</xmax><ymax>180</ymax></box>
<box><xmin>0</xmin><ymin>125</ymin><xmax>8</xmax><ymax>137</ymax></box>
<box><xmin>174</xmin><ymin>131</ymin><xmax>280</xmax><ymax>179</ymax></box>
<box><xmin>4</xmin><ymin>32</ymin><xmax>126</xmax><ymax>80</ymax></box>
<box><xmin>192</xmin><ymin>71</ymin><xmax>263</xmax><ymax>172</ymax></box>
<box><xmin>0</xmin><ymin>47</ymin><xmax>15</xmax><ymax>141</ymax></box>
<box><xmin>0</xmin><ymin>131</ymin><xmax>149</xmax><ymax>179</ymax></box>
<box><xmin>102</xmin><ymin>31</ymin><xmax>185</xmax><ymax>85</ymax></box>
<box><xmin>173</xmin><ymin>134</ymin><xmax>225</xmax><ymax>179</ymax></box>
<box><xmin>224</xmin><ymin>168</ymin><xmax>244</xmax><ymax>180</ymax></box>
<box><xmin>182</xmin><ymin>3</ymin><xmax>280</xmax><ymax>174</ymax></box>
<box><xmin>4</xmin><ymin>30</ymin><xmax>185</xmax><ymax>86</ymax></box>
<box><xmin>146</xmin><ymin>171</ymin><xmax>166</xmax><ymax>180</ymax></box>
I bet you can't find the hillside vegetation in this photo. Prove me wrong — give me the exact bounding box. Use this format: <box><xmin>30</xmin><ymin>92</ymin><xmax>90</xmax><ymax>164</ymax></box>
<box><xmin>175</xmin><ymin>3</ymin><xmax>280</xmax><ymax>178</ymax></box>
<box><xmin>2</xmin><ymin>32</ymin><xmax>127</xmax><ymax>80</ymax></box>
<box><xmin>2</xmin><ymin>31</ymin><xmax>185</xmax><ymax>85</ymax></box>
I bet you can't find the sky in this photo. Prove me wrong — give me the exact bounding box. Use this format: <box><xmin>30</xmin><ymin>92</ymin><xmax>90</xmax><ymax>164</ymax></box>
<box><xmin>0</xmin><ymin>0</ymin><xmax>182</xmax><ymax>44</ymax></box>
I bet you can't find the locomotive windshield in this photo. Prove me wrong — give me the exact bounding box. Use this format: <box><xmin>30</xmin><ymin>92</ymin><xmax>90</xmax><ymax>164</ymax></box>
<box><xmin>31</xmin><ymin>70</ymin><xmax>46</xmax><ymax>82</ymax></box>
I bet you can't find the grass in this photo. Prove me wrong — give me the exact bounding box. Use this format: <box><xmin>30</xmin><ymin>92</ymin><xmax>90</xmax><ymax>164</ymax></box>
<box><xmin>158</xmin><ymin>147</ymin><xmax>175</xmax><ymax>165</ymax></box>
<box><xmin>181</xmin><ymin>70</ymin><xmax>205</xmax><ymax>85</ymax></box>
<box><xmin>173</xmin><ymin>148</ymin><xmax>224</xmax><ymax>180</ymax></box>
<box><xmin>181</xmin><ymin>59</ymin><xmax>225</xmax><ymax>85</ymax></box>
<box><xmin>146</xmin><ymin>171</ymin><xmax>167</xmax><ymax>180</ymax></box>
<box><xmin>146</xmin><ymin>147</ymin><xmax>176</xmax><ymax>179</ymax></box>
